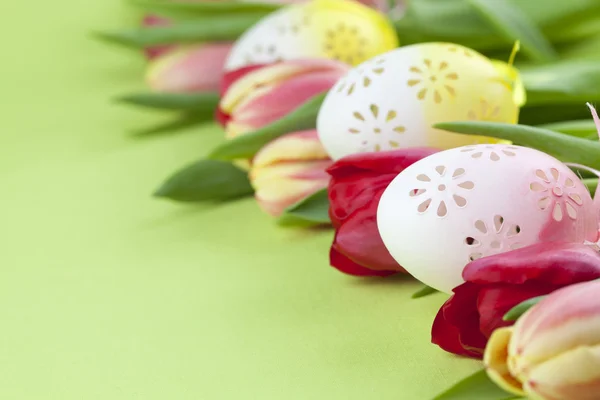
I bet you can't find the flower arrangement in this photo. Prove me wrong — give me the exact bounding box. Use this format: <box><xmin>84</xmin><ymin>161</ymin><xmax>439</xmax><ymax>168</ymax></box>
<box><xmin>98</xmin><ymin>0</ymin><xmax>600</xmax><ymax>398</ymax></box>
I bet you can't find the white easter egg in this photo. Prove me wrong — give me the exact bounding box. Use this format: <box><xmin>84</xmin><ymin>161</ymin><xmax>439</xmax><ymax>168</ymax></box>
<box><xmin>377</xmin><ymin>144</ymin><xmax>598</xmax><ymax>293</ymax></box>
<box><xmin>225</xmin><ymin>0</ymin><xmax>398</xmax><ymax>70</ymax></box>
<box><xmin>317</xmin><ymin>42</ymin><xmax>524</xmax><ymax>160</ymax></box>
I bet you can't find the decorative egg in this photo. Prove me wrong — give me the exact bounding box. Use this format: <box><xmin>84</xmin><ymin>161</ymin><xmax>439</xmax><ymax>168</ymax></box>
<box><xmin>316</xmin><ymin>42</ymin><xmax>526</xmax><ymax>160</ymax></box>
<box><xmin>224</xmin><ymin>0</ymin><xmax>398</xmax><ymax>71</ymax></box>
<box><xmin>377</xmin><ymin>144</ymin><xmax>598</xmax><ymax>293</ymax></box>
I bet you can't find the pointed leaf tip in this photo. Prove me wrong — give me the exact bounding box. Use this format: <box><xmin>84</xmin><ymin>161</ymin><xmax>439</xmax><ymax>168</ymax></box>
<box><xmin>586</xmin><ymin>102</ymin><xmax>600</xmax><ymax>140</ymax></box>
<box><xmin>411</xmin><ymin>285</ymin><xmax>438</xmax><ymax>299</ymax></box>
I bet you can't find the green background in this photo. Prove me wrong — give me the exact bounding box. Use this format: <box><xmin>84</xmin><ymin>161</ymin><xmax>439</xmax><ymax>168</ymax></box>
<box><xmin>0</xmin><ymin>1</ymin><xmax>480</xmax><ymax>398</ymax></box>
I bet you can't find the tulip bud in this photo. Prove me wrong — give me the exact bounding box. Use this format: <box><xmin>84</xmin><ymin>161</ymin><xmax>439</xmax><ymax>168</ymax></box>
<box><xmin>218</xmin><ymin>59</ymin><xmax>349</xmax><ymax>138</ymax></box>
<box><xmin>146</xmin><ymin>43</ymin><xmax>233</xmax><ymax>93</ymax></box>
<box><xmin>249</xmin><ymin>130</ymin><xmax>332</xmax><ymax>216</ymax></box>
<box><xmin>485</xmin><ymin>280</ymin><xmax>600</xmax><ymax>399</ymax></box>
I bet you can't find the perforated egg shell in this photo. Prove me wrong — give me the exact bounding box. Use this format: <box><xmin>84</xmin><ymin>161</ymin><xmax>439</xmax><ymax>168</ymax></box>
<box><xmin>224</xmin><ymin>0</ymin><xmax>398</xmax><ymax>71</ymax></box>
<box><xmin>317</xmin><ymin>42</ymin><xmax>525</xmax><ymax>160</ymax></box>
<box><xmin>377</xmin><ymin>145</ymin><xmax>598</xmax><ymax>293</ymax></box>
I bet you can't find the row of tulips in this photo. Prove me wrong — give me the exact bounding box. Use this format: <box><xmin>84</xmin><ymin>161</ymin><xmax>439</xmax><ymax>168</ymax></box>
<box><xmin>102</xmin><ymin>0</ymin><xmax>600</xmax><ymax>398</ymax></box>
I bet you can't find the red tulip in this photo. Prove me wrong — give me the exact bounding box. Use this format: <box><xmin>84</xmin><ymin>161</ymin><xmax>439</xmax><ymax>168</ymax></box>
<box><xmin>432</xmin><ymin>242</ymin><xmax>600</xmax><ymax>359</ymax></box>
<box><xmin>327</xmin><ymin>148</ymin><xmax>439</xmax><ymax>277</ymax></box>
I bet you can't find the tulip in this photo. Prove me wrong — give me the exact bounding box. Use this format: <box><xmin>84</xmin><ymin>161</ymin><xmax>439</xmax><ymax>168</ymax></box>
<box><xmin>218</xmin><ymin>59</ymin><xmax>349</xmax><ymax>138</ymax></box>
<box><xmin>432</xmin><ymin>242</ymin><xmax>600</xmax><ymax>359</ymax></box>
<box><xmin>146</xmin><ymin>43</ymin><xmax>233</xmax><ymax>93</ymax></box>
<box><xmin>249</xmin><ymin>130</ymin><xmax>332</xmax><ymax>216</ymax></box>
<box><xmin>485</xmin><ymin>279</ymin><xmax>600</xmax><ymax>399</ymax></box>
<box><xmin>327</xmin><ymin>148</ymin><xmax>439</xmax><ymax>277</ymax></box>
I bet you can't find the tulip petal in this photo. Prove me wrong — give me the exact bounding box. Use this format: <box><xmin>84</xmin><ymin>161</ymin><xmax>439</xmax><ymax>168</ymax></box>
<box><xmin>220</xmin><ymin>59</ymin><xmax>348</xmax><ymax>116</ymax></box>
<box><xmin>229</xmin><ymin>69</ymin><xmax>344</xmax><ymax>136</ymax></box>
<box><xmin>250</xmin><ymin>160</ymin><xmax>332</xmax><ymax>217</ymax></box>
<box><xmin>510</xmin><ymin>281</ymin><xmax>600</xmax><ymax>374</ymax></box>
<box><xmin>327</xmin><ymin>148</ymin><xmax>440</xmax><ymax>177</ymax></box>
<box><xmin>329</xmin><ymin>245</ymin><xmax>397</xmax><ymax>277</ymax></box>
<box><xmin>463</xmin><ymin>242</ymin><xmax>600</xmax><ymax>286</ymax></box>
<box><xmin>524</xmin><ymin>345</ymin><xmax>600</xmax><ymax>400</ymax></box>
<box><xmin>484</xmin><ymin>327</ymin><xmax>525</xmax><ymax>396</ymax></box>
<box><xmin>253</xmin><ymin>130</ymin><xmax>329</xmax><ymax>167</ymax></box>
<box><xmin>146</xmin><ymin>43</ymin><xmax>232</xmax><ymax>93</ymax></box>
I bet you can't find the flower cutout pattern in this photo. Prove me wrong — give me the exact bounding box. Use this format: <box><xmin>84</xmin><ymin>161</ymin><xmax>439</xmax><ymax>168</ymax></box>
<box><xmin>447</xmin><ymin>45</ymin><xmax>474</xmax><ymax>58</ymax></box>
<box><xmin>277</xmin><ymin>11</ymin><xmax>312</xmax><ymax>34</ymax></box>
<box><xmin>465</xmin><ymin>215</ymin><xmax>523</xmax><ymax>262</ymax></box>
<box><xmin>244</xmin><ymin>43</ymin><xmax>282</xmax><ymax>65</ymax></box>
<box><xmin>336</xmin><ymin>58</ymin><xmax>386</xmax><ymax>96</ymax></box>
<box><xmin>348</xmin><ymin>104</ymin><xmax>405</xmax><ymax>152</ymax></box>
<box><xmin>530</xmin><ymin>168</ymin><xmax>584</xmax><ymax>222</ymax></box>
<box><xmin>324</xmin><ymin>23</ymin><xmax>368</xmax><ymax>65</ymax></box>
<box><xmin>407</xmin><ymin>59</ymin><xmax>459</xmax><ymax>104</ymax></box>
<box><xmin>460</xmin><ymin>145</ymin><xmax>518</xmax><ymax>161</ymax></box>
<box><xmin>467</xmin><ymin>98</ymin><xmax>501</xmax><ymax>121</ymax></box>
<box><xmin>409</xmin><ymin>165</ymin><xmax>475</xmax><ymax>217</ymax></box>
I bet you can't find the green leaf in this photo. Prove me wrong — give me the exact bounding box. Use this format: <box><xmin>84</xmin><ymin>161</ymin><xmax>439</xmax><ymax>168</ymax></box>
<box><xmin>521</xmin><ymin>61</ymin><xmax>600</xmax><ymax>106</ymax></box>
<box><xmin>537</xmin><ymin>120</ymin><xmax>599</xmax><ymax>139</ymax></box>
<box><xmin>469</xmin><ymin>0</ymin><xmax>557</xmax><ymax>62</ymax></box>
<box><xmin>154</xmin><ymin>159</ymin><xmax>253</xmax><ymax>202</ymax></box>
<box><xmin>583</xmin><ymin>178</ymin><xmax>598</xmax><ymax>194</ymax></box>
<box><xmin>130</xmin><ymin>0</ymin><xmax>279</xmax><ymax>18</ymax></box>
<box><xmin>503</xmin><ymin>295</ymin><xmax>546</xmax><ymax>321</ymax></box>
<box><xmin>278</xmin><ymin>189</ymin><xmax>331</xmax><ymax>227</ymax></box>
<box><xmin>93</xmin><ymin>13</ymin><xmax>262</xmax><ymax>48</ymax></box>
<box><xmin>411</xmin><ymin>285</ymin><xmax>438</xmax><ymax>299</ymax></box>
<box><xmin>116</xmin><ymin>92</ymin><xmax>219</xmax><ymax>111</ymax></box>
<box><xmin>209</xmin><ymin>93</ymin><xmax>326</xmax><ymax>161</ymax></box>
<box><xmin>434</xmin><ymin>121</ymin><xmax>600</xmax><ymax>170</ymax></box>
<box><xmin>433</xmin><ymin>369</ymin><xmax>516</xmax><ymax>400</ymax></box>
<box><xmin>131</xmin><ymin>113</ymin><xmax>211</xmax><ymax>136</ymax></box>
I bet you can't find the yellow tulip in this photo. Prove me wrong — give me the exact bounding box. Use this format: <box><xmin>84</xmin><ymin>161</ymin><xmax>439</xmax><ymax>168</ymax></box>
<box><xmin>485</xmin><ymin>280</ymin><xmax>600</xmax><ymax>400</ymax></box>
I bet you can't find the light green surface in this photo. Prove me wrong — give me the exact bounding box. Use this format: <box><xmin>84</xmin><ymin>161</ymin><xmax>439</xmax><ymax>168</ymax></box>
<box><xmin>0</xmin><ymin>1</ymin><xmax>480</xmax><ymax>398</ymax></box>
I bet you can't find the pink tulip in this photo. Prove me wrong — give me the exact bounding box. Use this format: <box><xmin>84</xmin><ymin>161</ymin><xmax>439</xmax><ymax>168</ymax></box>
<box><xmin>249</xmin><ymin>130</ymin><xmax>332</xmax><ymax>216</ymax></box>
<box><xmin>146</xmin><ymin>43</ymin><xmax>233</xmax><ymax>93</ymax></box>
<box><xmin>218</xmin><ymin>59</ymin><xmax>349</xmax><ymax>138</ymax></box>
<box><xmin>485</xmin><ymin>279</ymin><xmax>600</xmax><ymax>399</ymax></box>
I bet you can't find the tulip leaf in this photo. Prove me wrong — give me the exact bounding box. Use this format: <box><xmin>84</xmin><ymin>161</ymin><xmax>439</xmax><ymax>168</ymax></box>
<box><xmin>583</xmin><ymin>178</ymin><xmax>598</xmax><ymax>195</ymax></box>
<box><xmin>469</xmin><ymin>0</ymin><xmax>557</xmax><ymax>62</ymax></box>
<box><xmin>278</xmin><ymin>189</ymin><xmax>331</xmax><ymax>227</ymax></box>
<box><xmin>129</xmin><ymin>0</ymin><xmax>280</xmax><ymax>18</ymax></box>
<box><xmin>411</xmin><ymin>285</ymin><xmax>439</xmax><ymax>299</ymax></box>
<box><xmin>131</xmin><ymin>113</ymin><xmax>212</xmax><ymax>136</ymax></box>
<box><xmin>434</xmin><ymin>121</ymin><xmax>600</xmax><ymax>170</ymax></box>
<box><xmin>116</xmin><ymin>92</ymin><xmax>220</xmax><ymax>111</ymax></box>
<box><xmin>521</xmin><ymin>61</ymin><xmax>600</xmax><ymax>106</ymax></box>
<box><xmin>432</xmin><ymin>369</ymin><xmax>517</xmax><ymax>400</ymax></box>
<box><xmin>154</xmin><ymin>159</ymin><xmax>253</xmax><ymax>202</ymax></box>
<box><xmin>209</xmin><ymin>93</ymin><xmax>327</xmax><ymax>161</ymax></box>
<box><xmin>537</xmin><ymin>120</ymin><xmax>599</xmax><ymax>139</ymax></box>
<box><xmin>503</xmin><ymin>295</ymin><xmax>546</xmax><ymax>322</ymax></box>
<box><xmin>93</xmin><ymin>14</ymin><xmax>262</xmax><ymax>48</ymax></box>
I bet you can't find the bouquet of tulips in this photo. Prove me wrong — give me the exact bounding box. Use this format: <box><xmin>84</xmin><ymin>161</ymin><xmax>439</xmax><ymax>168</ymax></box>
<box><xmin>99</xmin><ymin>0</ymin><xmax>600</xmax><ymax>398</ymax></box>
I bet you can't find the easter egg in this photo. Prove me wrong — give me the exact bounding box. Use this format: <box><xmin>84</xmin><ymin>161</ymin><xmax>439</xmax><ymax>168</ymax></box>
<box><xmin>316</xmin><ymin>43</ymin><xmax>525</xmax><ymax>160</ymax></box>
<box><xmin>377</xmin><ymin>144</ymin><xmax>598</xmax><ymax>293</ymax></box>
<box><xmin>224</xmin><ymin>0</ymin><xmax>398</xmax><ymax>71</ymax></box>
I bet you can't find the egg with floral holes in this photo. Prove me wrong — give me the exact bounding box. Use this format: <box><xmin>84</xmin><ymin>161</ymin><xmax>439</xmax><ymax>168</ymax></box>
<box><xmin>317</xmin><ymin>42</ymin><xmax>526</xmax><ymax>160</ymax></box>
<box><xmin>224</xmin><ymin>0</ymin><xmax>398</xmax><ymax>71</ymax></box>
<box><xmin>377</xmin><ymin>144</ymin><xmax>598</xmax><ymax>293</ymax></box>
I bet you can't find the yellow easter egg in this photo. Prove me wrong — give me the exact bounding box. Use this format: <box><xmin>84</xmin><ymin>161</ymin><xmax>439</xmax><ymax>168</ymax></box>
<box><xmin>225</xmin><ymin>0</ymin><xmax>399</xmax><ymax>70</ymax></box>
<box><xmin>317</xmin><ymin>42</ymin><xmax>526</xmax><ymax>160</ymax></box>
